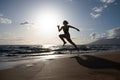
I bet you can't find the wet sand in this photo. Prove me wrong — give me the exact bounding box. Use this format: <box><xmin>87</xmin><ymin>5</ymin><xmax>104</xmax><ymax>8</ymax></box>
<box><xmin>0</xmin><ymin>51</ymin><xmax>120</xmax><ymax>80</ymax></box>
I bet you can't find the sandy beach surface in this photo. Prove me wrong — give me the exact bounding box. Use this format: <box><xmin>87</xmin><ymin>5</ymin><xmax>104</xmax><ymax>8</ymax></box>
<box><xmin>0</xmin><ymin>51</ymin><xmax>120</xmax><ymax>80</ymax></box>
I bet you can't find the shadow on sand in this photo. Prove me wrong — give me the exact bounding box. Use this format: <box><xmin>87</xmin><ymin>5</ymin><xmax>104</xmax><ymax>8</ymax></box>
<box><xmin>72</xmin><ymin>55</ymin><xmax>120</xmax><ymax>70</ymax></box>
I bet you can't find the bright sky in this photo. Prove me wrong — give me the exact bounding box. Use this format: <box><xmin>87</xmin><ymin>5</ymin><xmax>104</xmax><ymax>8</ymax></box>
<box><xmin>0</xmin><ymin>0</ymin><xmax>120</xmax><ymax>45</ymax></box>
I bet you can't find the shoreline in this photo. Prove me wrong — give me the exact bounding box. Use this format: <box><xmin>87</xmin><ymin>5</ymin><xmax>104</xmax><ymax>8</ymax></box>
<box><xmin>0</xmin><ymin>51</ymin><xmax>120</xmax><ymax>80</ymax></box>
<box><xmin>0</xmin><ymin>50</ymin><xmax>120</xmax><ymax>70</ymax></box>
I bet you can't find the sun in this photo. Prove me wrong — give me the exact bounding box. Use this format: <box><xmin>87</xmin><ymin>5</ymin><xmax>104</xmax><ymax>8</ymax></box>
<box><xmin>40</xmin><ymin>12</ymin><xmax>58</xmax><ymax>35</ymax></box>
<box><xmin>33</xmin><ymin>9</ymin><xmax>62</xmax><ymax>36</ymax></box>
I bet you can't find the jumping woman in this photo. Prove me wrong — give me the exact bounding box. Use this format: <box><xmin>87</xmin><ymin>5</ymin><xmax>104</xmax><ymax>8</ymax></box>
<box><xmin>57</xmin><ymin>20</ymin><xmax>80</xmax><ymax>50</ymax></box>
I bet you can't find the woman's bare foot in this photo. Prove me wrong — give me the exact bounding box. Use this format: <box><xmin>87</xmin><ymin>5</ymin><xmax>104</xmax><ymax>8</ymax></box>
<box><xmin>63</xmin><ymin>42</ymin><xmax>66</xmax><ymax>46</ymax></box>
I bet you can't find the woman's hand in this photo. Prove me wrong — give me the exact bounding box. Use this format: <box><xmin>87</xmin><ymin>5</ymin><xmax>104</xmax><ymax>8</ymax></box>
<box><xmin>77</xmin><ymin>29</ymin><xmax>80</xmax><ymax>31</ymax></box>
<box><xmin>57</xmin><ymin>25</ymin><xmax>61</xmax><ymax>32</ymax></box>
<box><xmin>57</xmin><ymin>25</ymin><xmax>60</xmax><ymax>29</ymax></box>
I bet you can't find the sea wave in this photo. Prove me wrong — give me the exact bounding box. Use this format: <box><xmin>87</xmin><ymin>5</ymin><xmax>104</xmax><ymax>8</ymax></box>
<box><xmin>0</xmin><ymin>44</ymin><xmax>120</xmax><ymax>58</ymax></box>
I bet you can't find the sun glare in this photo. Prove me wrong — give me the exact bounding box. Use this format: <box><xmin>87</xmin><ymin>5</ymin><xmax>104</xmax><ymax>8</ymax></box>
<box><xmin>40</xmin><ymin>12</ymin><xmax>58</xmax><ymax>34</ymax></box>
<box><xmin>33</xmin><ymin>9</ymin><xmax>62</xmax><ymax>36</ymax></box>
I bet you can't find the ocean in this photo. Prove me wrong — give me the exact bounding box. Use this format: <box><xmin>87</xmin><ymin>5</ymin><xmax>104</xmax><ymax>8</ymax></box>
<box><xmin>0</xmin><ymin>44</ymin><xmax>120</xmax><ymax>70</ymax></box>
<box><xmin>0</xmin><ymin>44</ymin><xmax>120</xmax><ymax>58</ymax></box>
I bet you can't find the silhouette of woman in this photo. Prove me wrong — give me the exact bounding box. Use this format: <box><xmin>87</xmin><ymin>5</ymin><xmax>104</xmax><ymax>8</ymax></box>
<box><xmin>57</xmin><ymin>20</ymin><xmax>80</xmax><ymax>50</ymax></box>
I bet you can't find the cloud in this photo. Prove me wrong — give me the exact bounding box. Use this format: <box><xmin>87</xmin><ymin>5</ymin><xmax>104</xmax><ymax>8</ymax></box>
<box><xmin>0</xmin><ymin>13</ymin><xmax>12</xmax><ymax>24</ymax></box>
<box><xmin>66</xmin><ymin>0</ymin><xmax>73</xmax><ymax>2</ymax></box>
<box><xmin>0</xmin><ymin>17</ymin><xmax>12</xmax><ymax>24</ymax></box>
<box><xmin>90</xmin><ymin>32</ymin><xmax>96</xmax><ymax>39</ymax></box>
<box><xmin>20</xmin><ymin>21</ymin><xmax>33</xmax><ymax>25</ymax></box>
<box><xmin>107</xmin><ymin>27</ymin><xmax>120</xmax><ymax>39</ymax></box>
<box><xmin>90</xmin><ymin>32</ymin><xmax>99</xmax><ymax>39</ymax></box>
<box><xmin>90</xmin><ymin>27</ymin><xmax>120</xmax><ymax>40</ymax></box>
<box><xmin>90</xmin><ymin>0</ymin><xmax>116</xmax><ymax>18</ymax></box>
<box><xmin>100</xmin><ymin>0</ymin><xmax>115</xmax><ymax>4</ymax></box>
<box><xmin>90</xmin><ymin>13</ymin><xmax>101</xmax><ymax>18</ymax></box>
<box><xmin>20</xmin><ymin>21</ymin><xmax>34</xmax><ymax>29</ymax></box>
<box><xmin>92</xmin><ymin>7</ymin><xmax>103</xmax><ymax>13</ymax></box>
<box><xmin>20</xmin><ymin>21</ymin><xmax>29</xmax><ymax>25</ymax></box>
<box><xmin>90</xmin><ymin>31</ymin><xmax>107</xmax><ymax>40</ymax></box>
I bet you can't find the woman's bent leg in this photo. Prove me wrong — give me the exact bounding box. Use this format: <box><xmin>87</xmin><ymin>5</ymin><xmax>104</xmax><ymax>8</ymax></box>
<box><xmin>66</xmin><ymin>38</ymin><xmax>79</xmax><ymax>50</ymax></box>
<box><xmin>59</xmin><ymin>34</ymin><xmax>66</xmax><ymax>46</ymax></box>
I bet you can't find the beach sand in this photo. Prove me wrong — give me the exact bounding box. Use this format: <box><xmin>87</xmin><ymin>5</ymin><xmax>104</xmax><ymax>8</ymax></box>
<box><xmin>0</xmin><ymin>51</ymin><xmax>120</xmax><ymax>80</ymax></box>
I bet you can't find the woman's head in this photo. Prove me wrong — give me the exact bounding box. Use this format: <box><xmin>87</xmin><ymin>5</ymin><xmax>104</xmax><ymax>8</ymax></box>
<box><xmin>63</xmin><ymin>20</ymin><xmax>69</xmax><ymax>25</ymax></box>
